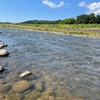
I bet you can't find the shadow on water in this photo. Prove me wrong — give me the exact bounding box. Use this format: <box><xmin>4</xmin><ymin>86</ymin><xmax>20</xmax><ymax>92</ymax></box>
<box><xmin>0</xmin><ymin>27</ymin><xmax>100</xmax><ymax>100</ymax></box>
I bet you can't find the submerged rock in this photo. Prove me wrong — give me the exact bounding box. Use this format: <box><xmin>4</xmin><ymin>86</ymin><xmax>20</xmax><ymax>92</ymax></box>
<box><xmin>9</xmin><ymin>44</ymin><xmax>15</xmax><ymax>46</ymax></box>
<box><xmin>12</xmin><ymin>80</ymin><xmax>31</xmax><ymax>93</ymax></box>
<box><xmin>37</xmin><ymin>98</ymin><xmax>42</xmax><ymax>100</ymax></box>
<box><xmin>25</xmin><ymin>91</ymin><xmax>41</xmax><ymax>100</ymax></box>
<box><xmin>20</xmin><ymin>71</ymin><xmax>32</xmax><ymax>77</ymax></box>
<box><xmin>0</xmin><ymin>95</ymin><xmax>5</xmax><ymax>100</ymax></box>
<box><xmin>56</xmin><ymin>97</ymin><xmax>66</xmax><ymax>100</ymax></box>
<box><xmin>0</xmin><ymin>49</ymin><xmax>9</xmax><ymax>57</ymax></box>
<box><xmin>0</xmin><ymin>84</ymin><xmax>11</xmax><ymax>93</ymax></box>
<box><xmin>6</xmin><ymin>93</ymin><xmax>22</xmax><ymax>100</ymax></box>
<box><xmin>36</xmin><ymin>82</ymin><xmax>44</xmax><ymax>92</ymax></box>
<box><xmin>0</xmin><ymin>43</ymin><xmax>7</xmax><ymax>49</ymax></box>
<box><xmin>49</xmin><ymin>96</ymin><xmax>56</xmax><ymax>100</ymax></box>
<box><xmin>0</xmin><ymin>66</ymin><xmax>4</xmax><ymax>72</ymax></box>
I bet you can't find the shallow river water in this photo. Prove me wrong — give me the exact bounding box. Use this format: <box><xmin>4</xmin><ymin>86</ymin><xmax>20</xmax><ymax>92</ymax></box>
<box><xmin>0</xmin><ymin>28</ymin><xmax>100</xmax><ymax>100</ymax></box>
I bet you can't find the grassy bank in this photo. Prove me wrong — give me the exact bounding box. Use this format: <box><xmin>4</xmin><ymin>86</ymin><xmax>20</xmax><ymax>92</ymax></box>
<box><xmin>0</xmin><ymin>23</ymin><xmax>100</xmax><ymax>37</ymax></box>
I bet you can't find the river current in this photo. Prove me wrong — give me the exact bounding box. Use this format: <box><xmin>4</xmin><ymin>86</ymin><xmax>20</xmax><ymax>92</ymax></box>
<box><xmin>0</xmin><ymin>28</ymin><xmax>100</xmax><ymax>100</ymax></box>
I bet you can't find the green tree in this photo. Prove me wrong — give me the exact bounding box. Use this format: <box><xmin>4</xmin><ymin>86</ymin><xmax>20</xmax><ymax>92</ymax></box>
<box><xmin>59</xmin><ymin>18</ymin><xmax>75</xmax><ymax>24</ymax></box>
<box><xmin>65</xmin><ymin>18</ymin><xmax>75</xmax><ymax>24</ymax></box>
<box><xmin>76</xmin><ymin>14</ymin><xmax>89</xmax><ymax>24</ymax></box>
<box><xmin>89</xmin><ymin>13</ymin><xmax>96</xmax><ymax>24</ymax></box>
<box><xmin>96</xmin><ymin>15</ymin><xmax>100</xmax><ymax>24</ymax></box>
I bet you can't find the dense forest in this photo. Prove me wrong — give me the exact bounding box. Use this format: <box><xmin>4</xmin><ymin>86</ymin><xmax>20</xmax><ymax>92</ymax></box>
<box><xmin>20</xmin><ymin>13</ymin><xmax>100</xmax><ymax>24</ymax></box>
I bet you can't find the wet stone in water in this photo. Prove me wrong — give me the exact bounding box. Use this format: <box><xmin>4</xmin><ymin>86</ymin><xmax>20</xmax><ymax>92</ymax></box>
<box><xmin>20</xmin><ymin>71</ymin><xmax>32</xmax><ymax>77</ymax></box>
<box><xmin>25</xmin><ymin>91</ymin><xmax>41</xmax><ymax>100</ymax></box>
<box><xmin>0</xmin><ymin>95</ymin><xmax>5</xmax><ymax>100</ymax></box>
<box><xmin>0</xmin><ymin>42</ymin><xmax>7</xmax><ymax>49</ymax></box>
<box><xmin>37</xmin><ymin>98</ymin><xmax>42</xmax><ymax>100</ymax></box>
<box><xmin>41</xmin><ymin>89</ymin><xmax>56</xmax><ymax>100</ymax></box>
<box><xmin>0</xmin><ymin>84</ymin><xmax>12</xmax><ymax>93</ymax></box>
<box><xmin>36</xmin><ymin>81</ymin><xmax>44</xmax><ymax>92</ymax></box>
<box><xmin>9</xmin><ymin>44</ymin><xmax>15</xmax><ymax>46</ymax></box>
<box><xmin>56</xmin><ymin>97</ymin><xmax>66</xmax><ymax>100</ymax></box>
<box><xmin>0</xmin><ymin>66</ymin><xmax>4</xmax><ymax>72</ymax></box>
<box><xmin>12</xmin><ymin>80</ymin><xmax>31</xmax><ymax>93</ymax></box>
<box><xmin>49</xmin><ymin>96</ymin><xmax>56</xmax><ymax>100</ymax></box>
<box><xmin>0</xmin><ymin>49</ymin><xmax>9</xmax><ymax>57</ymax></box>
<box><xmin>6</xmin><ymin>93</ymin><xmax>22</xmax><ymax>100</ymax></box>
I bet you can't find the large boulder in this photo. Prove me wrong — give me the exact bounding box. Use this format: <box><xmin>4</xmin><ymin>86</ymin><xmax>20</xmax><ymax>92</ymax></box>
<box><xmin>0</xmin><ymin>49</ymin><xmax>9</xmax><ymax>57</ymax></box>
<box><xmin>12</xmin><ymin>80</ymin><xmax>31</xmax><ymax>93</ymax></box>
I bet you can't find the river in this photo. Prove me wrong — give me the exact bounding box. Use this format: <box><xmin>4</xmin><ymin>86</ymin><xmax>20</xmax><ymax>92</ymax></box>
<box><xmin>0</xmin><ymin>28</ymin><xmax>100</xmax><ymax>100</ymax></box>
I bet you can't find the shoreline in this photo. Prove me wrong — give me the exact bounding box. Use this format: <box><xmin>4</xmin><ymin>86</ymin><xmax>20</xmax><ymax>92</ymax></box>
<box><xmin>0</xmin><ymin>24</ymin><xmax>100</xmax><ymax>38</ymax></box>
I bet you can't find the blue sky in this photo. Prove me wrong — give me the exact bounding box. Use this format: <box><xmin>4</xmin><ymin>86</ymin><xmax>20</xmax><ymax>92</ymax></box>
<box><xmin>0</xmin><ymin>0</ymin><xmax>100</xmax><ymax>23</ymax></box>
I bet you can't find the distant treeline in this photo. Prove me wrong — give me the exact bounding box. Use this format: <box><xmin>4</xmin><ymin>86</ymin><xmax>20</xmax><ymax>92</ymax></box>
<box><xmin>19</xmin><ymin>20</ymin><xmax>61</xmax><ymax>24</ymax></box>
<box><xmin>19</xmin><ymin>13</ymin><xmax>100</xmax><ymax>24</ymax></box>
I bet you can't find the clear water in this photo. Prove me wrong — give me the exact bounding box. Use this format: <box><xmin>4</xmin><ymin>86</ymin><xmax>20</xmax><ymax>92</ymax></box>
<box><xmin>0</xmin><ymin>28</ymin><xmax>100</xmax><ymax>100</ymax></box>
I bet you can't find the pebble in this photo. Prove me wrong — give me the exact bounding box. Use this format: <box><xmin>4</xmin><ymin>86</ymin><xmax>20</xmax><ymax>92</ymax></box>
<box><xmin>20</xmin><ymin>71</ymin><xmax>32</xmax><ymax>77</ymax></box>
<box><xmin>9</xmin><ymin>44</ymin><xmax>15</xmax><ymax>46</ymax></box>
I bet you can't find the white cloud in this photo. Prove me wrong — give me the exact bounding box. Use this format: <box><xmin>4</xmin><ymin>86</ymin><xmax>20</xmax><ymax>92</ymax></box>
<box><xmin>87</xmin><ymin>2</ymin><xmax>100</xmax><ymax>15</ymax></box>
<box><xmin>79</xmin><ymin>1</ymin><xmax>100</xmax><ymax>15</ymax></box>
<box><xmin>78</xmin><ymin>1</ymin><xmax>86</xmax><ymax>7</ymax></box>
<box><xmin>42</xmin><ymin>0</ymin><xmax>65</xmax><ymax>8</ymax></box>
